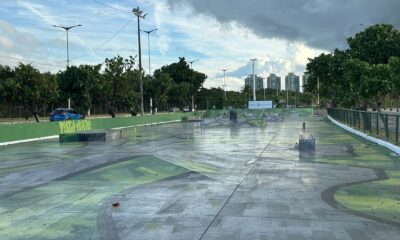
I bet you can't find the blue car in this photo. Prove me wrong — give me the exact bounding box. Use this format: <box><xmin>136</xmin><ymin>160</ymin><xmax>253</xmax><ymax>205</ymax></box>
<box><xmin>50</xmin><ymin>108</ymin><xmax>82</xmax><ymax>121</ymax></box>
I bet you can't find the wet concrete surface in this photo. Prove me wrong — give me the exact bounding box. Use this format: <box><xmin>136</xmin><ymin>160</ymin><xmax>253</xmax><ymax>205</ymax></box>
<box><xmin>0</xmin><ymin>111</ymin><xmax>399</xmax><ymax>239</ymax></box>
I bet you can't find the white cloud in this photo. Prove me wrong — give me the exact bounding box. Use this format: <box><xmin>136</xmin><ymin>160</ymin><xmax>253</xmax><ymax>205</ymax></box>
<box><xmin>16</xmin><ymin>0</ymin><xmax>58</xmax><ymax>26</ymax></box>
<box><xmin>149</xmin><ymin>0</ymin><xmax>326</xmax><ymax>91</ymax></box>
<box><xmin>0</xmin><ymin>37</ymin><xmax>14</xmax><ymax>49</ymax></box>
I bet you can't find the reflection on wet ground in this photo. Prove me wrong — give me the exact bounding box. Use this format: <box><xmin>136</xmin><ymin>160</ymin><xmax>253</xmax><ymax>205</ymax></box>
<box><xmin>0</xmin><ymin>110</ymin><xmax>399</xmax><ymax>239</ymax></box>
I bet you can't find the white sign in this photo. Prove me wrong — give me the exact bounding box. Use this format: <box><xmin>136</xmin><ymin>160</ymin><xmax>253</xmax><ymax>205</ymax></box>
<box><xmin>248</xmin><ymin>101</ymin><xmax>273</xmax><ymax>109</ymax></box>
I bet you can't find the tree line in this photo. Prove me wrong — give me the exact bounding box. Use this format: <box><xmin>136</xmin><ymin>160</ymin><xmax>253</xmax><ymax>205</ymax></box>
<box><xmin>0</xmin><ymin>57</ymin><xmax>208</xmax><ymax>122</ymax></box>
<box><xmin>304</xmin><ymin>24</ymin><xmax>400</xmax><ymax>113</ymax></box>
<box><xmin>1</xmin><ymin>56</ymin><xmax>313</xmax><ymax>122</ymax></box>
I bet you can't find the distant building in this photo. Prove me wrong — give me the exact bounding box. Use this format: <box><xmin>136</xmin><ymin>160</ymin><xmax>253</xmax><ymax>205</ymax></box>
<box><xmin>267</xmin><ymin>74</ymin><xmax>281</xmax><ymax>92</ymax></box>
<box><xmin>285</xmin><ymin>73</ymin><xmax>300</xmax><ymax>92</ymax></box>
<box><xmin>302</xmin><ymin>73</ymin><xmax>310</xmax><ymax>92</ymax></box>
<box><xmin>245</xmin><ymin>75</ymin><xmax>264</xmax><ymax>91</ymax></box>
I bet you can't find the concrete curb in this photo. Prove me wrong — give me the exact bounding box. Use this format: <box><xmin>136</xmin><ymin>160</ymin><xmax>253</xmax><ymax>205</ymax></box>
<box><xmin>0</xmin><ymin>120</ymin><xmax>182</xmax><ymax>147</ymax></box>
<box><xmin>327</xmin><ymin>115</ymin><xmax>400</xmax><ymax>155</ymax></box>
<box><xmin>0</xmin><ymin>135</ymin><xmax>59</xmax><ymax>146</ymax></box>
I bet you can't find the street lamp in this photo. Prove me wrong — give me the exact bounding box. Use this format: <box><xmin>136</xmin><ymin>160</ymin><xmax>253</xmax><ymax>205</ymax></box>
<box><xmin>188</xmin><ymin>60</ymin><xmax>198</xmax><ymax>111</ymax></box>
<box><xmin>52</xmin><ymin>24</ymin><xmax>82</xmax><ymax>109</ymax></box>
<box><xmin>52</xmin><ymin>24</ymin><xmax>82</xmax><ymax>67</ymax></box>
<box><xmin>220</xmin><ymin>68</ymin><xmax>229</xmax><ymax>101</ymax></box>
<box><xmin>141</xmin><ymin>28</ymin><xmax>157</xmax><ymax>114</ymax></box>
<box><xmin>140</xmin><ymin>28</ymin><xmax>157</xmax><ymax>75</ymax></box>
<box><xmin>250</xmin><ymin>59</ymin><xmax>257</xmax><ymax>101</ymax></box>
<box><xmin>132</xmin><ymin>6</ymin><xmax>147</xmax><ymax>116</ymax></box>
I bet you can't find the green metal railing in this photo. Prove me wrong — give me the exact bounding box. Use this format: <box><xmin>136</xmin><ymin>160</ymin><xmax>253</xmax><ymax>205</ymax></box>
<box><xmin>328</xmin><ymin>108</ymin><xmax>400</xmax><ymax>145</ymax></box>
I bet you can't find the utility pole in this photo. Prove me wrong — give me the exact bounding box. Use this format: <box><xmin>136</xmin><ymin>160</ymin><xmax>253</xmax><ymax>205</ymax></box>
<box><xmin>133</xmin><ymin>6</ymin><xmax>147</xmax><ymax>116</ymax></box>
<box><xmin>52</xmin><ymin>24</ymin><xmax>82</xmax><ymax>108</ymax></box>
<box><xmin>250</xmin><ymin>59</ymin><xmax>257</xmax><ymax>101</ymax></box>
<box><xmin>188</xmin><ymin>60</ymin><xmax>198</xmax><ymax>111</ymax></box>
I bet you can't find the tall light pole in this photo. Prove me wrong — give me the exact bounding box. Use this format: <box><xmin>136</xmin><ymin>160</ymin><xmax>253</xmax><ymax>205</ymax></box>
<box><xmin>52</xmin><ymin>25</ymin><xmax>82</xmax><ymax>67</ymax></box>
<box><xmin>220</xmin><ymin>69</ymin><xmax>229</xmax><ymax>109</ymax></box>
<box><xmin>250</xmin><ymin>59</ymin><xmax>257</xmax><ymax>101</ymax></box>
<box><xmin>141</xmin><ymin>28</ymin><xmax>158</xmax><ymax>75</ymax></box>
<box><xmin>220</xmin><ymin>69</ymin><xmax>229</xmax><ymax>99</ymax></box>
<box><xmin>188</xmin><ymin>60</ymin><xmax>198</xmax><ymax>111</ymax></box>
<box><xmin>53</xmin><ymin>24</ymin><xmax>82</xmax><ymax>108</ymax></box>
<box><xmin>141</xmin><ymin>28</ymin><xmax>157</xmax><ymax>114</ymax></box>
<box><xmin>133</xmin><ymin>6</ymin><xmax>147</xmax><ymax>116</ymax></box>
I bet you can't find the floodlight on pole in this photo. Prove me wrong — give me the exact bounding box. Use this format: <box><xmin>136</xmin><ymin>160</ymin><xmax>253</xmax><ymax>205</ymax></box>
<box><xmin>140</xmin><ymin>28</ymin><xmax>158</xmax><ymax>75</ymax></box>
<box><xmin>250</xmin><ymin>59</ymin><xmax>257</xmax><ymax>101</ymax></box>
<box><xmin>220</xmin><ymin>69</ymin><xmax>229</xmax><ymax>99</ymax></box>
<box><xmin>188</xmin><ymin>60</ymin><xmax>199</xmax><ymax>111</ymax></box>
<box><xmin>132</xmin><ymin>6</ymin><xmax>147</xmax><ymax>116</ymax></box>
<box><xmin>52</xmin><ymin>24</ymin><xmax>82</xmax><ymax>67</ymax></box>
<box><xmin>52</xmin><ymin>24</ymin><xmax>82</xmax><ymax>109</ymax></box>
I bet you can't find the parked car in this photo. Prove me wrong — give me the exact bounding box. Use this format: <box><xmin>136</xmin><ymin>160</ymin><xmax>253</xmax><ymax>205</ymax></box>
<box><xmin>169</xmin><ymin>107</ymin><xmax>180</xmax><ymax>113</ymax></box>
<box><xmin>50</xmin><ymin>108</ymin><xmax>82</xmax><ymax>121</ymax></box>
<box><xmin>182</xmin><ymin>106</ymin><xmax>190</xmax><ymax>112</ymax></box>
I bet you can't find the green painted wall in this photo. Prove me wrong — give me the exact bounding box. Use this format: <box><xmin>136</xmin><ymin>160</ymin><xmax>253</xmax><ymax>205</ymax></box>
<box><xmin>0</xmin><ymin>113</ymin><xmax>193</xmax><ymax>143</ymax></box>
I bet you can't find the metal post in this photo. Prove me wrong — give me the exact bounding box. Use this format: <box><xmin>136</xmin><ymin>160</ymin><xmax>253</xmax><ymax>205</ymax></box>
<box><xmin>363</xmin><ymin>112</ymin><xmax>366</xmax><ymax>132</ymax></box>
<box><xmin>147</xmin><ymin>33</ymin><xmax>150</xmax><ymax>74</ymax></box>
<box><xmin>141</xmin><ymin>29</ymin><xmax>157</xmax><ymax>75</ymax></box>
<box><xmin>52</xmin><ymin>24</ymin><xmax>81</xmax><ymax>108</ymax></box>
<box><xmin>250</xmin><ymin>59</ymin><xmax>257</xmax><ymax>101</ymax></box>
<box><xmin>385</xmin><ymin>115</ymin><xmax>389</xmax><ymax>140</ymax></box>
<box><xmin>376</xmin><ymin>113</ymin><xmax>379</xmax><ymax>136</ymax></box>
<box><xmin>66</xmin><ymin>30</ymin><xmax>69</xmax><ymax>67</ymax></box>
<box><xmin>369</xmin><ymin>112</ymin><xmax>372</xmax><ymax>135</ymax></box>
<box><xmin>396</xmin><ymin>116</ymin><xmax>399</xmax><ymax>144</ymax></box>
<box><xmin>317</xmin><ymin>77</ymin><xmax>320</xmax><ymax>115</ymax></box>
<box><xmin>189</xmin><ymin>60</ymin><xmax>198</xmax><ymax>111</ymax></box>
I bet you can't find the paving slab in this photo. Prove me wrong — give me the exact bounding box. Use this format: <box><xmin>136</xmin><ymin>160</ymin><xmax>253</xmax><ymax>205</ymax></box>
<box><xmin>0</xmin><ymin>112</ymin><xmax>399</xmax><ymax>239</ymax></box>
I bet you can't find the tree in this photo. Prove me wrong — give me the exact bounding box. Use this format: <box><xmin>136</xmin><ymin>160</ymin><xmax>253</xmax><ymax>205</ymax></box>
<box><xmin>155</xmin><ymin>58</ymin><xmax>207</xmax><ymax>108</ymax></box>
<box><xmin>0</xmin><ymin>65</ymin><xmax>16</xmax><ymax>104</ymax></box>
<box><xmin>360</xmin><ymin>64</ymin><xmax>391</xmax><ymax>111</ymax></box>
<box><xmin>58</xmin><ymin>64</ymin><xmax>102</xmax><ymax>118</ymax></box>
<box><xmin>101</xmin><ymin>55</ymin><xmax>140</xmax><ymax>118</ymax></box>
<box><xmin>10</xmin><ymin>63</ymin><xmax>58</xmax><ymax>122</ymax></box>
<box><xmin>342</xmin><ymin>59</ymin><xmax>369</xmax><ymax>109</ymax></box>
<box><xmin>145</xmin><ymin>72</ymin><xmax>174</xmax><ymax>111</ymax></box>
<box><xmin>348</xmin><ymin>24</ymin><xmax>400</xmax><ymax>65</ymax></box>
<box><xmin>241</xmin><ymin>85</ymin><xmax>252</xmax><ymax>102</ymax></box>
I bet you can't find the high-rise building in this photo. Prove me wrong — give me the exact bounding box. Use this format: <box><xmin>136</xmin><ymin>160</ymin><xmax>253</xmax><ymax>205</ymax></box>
<box><xmin>285</xmin><ymin>73</ymin><xmax>300</xmax><ymax>92</ymax></box>
<box><xmin>245</xmin><ymin>75</ymin><xmax>264</xmax><ymax>91</ymax></box>
<box><xmin>267</xmin><ymin>74</ymin><xmax>281</xmax><ymax>92</ymax></box>
<box><xmin>302</xmin><ymin>73</ymin><xmax>309</xmax><ymax>92</ymax></box>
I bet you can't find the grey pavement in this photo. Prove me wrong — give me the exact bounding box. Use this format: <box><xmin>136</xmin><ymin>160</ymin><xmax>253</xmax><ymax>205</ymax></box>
<box><xmin>0</xmin><ymin>112</ymin><xmax>399</xmax><ymax>239</ymax></box>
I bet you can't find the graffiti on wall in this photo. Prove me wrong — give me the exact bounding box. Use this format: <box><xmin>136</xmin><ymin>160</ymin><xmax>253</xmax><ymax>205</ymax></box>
<box><xmin>59</xmin><ymin>120</ymin><xmax>92</xmax><ymax>134</ymax></box>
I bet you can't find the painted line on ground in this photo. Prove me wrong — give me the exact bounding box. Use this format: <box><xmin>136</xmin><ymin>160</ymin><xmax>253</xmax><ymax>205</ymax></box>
<box><xmin>327</xmin><ymin>115</ymin><xmax>400</xmax><ymax>155</ymax></box>
<box><xmin>0</xmin><ymin>120</ymin><xmax>182</xmax><ymax>147</ymax></box>
<box><xmin>0</xmin><ymin>135</ymin><xmax>59</xmax><ymax>146</ymax></box>
<box><xmin>111</xmin><ymin>120</ymin><xmax>181</xmax><ymax>130</ymax></box>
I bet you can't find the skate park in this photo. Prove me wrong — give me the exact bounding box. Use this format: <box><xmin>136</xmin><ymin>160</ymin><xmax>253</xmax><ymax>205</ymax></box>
<box><xmin>0</xmin><ymin>109</ymin><xmax>400</xmax><ymax>239</ymax></box>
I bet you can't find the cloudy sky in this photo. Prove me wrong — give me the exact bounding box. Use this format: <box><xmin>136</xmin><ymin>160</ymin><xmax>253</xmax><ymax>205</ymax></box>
<box><xmin>0</xmin><ymin>0</ymin><xmax>399</xmax><ymax>91</ymax></box>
